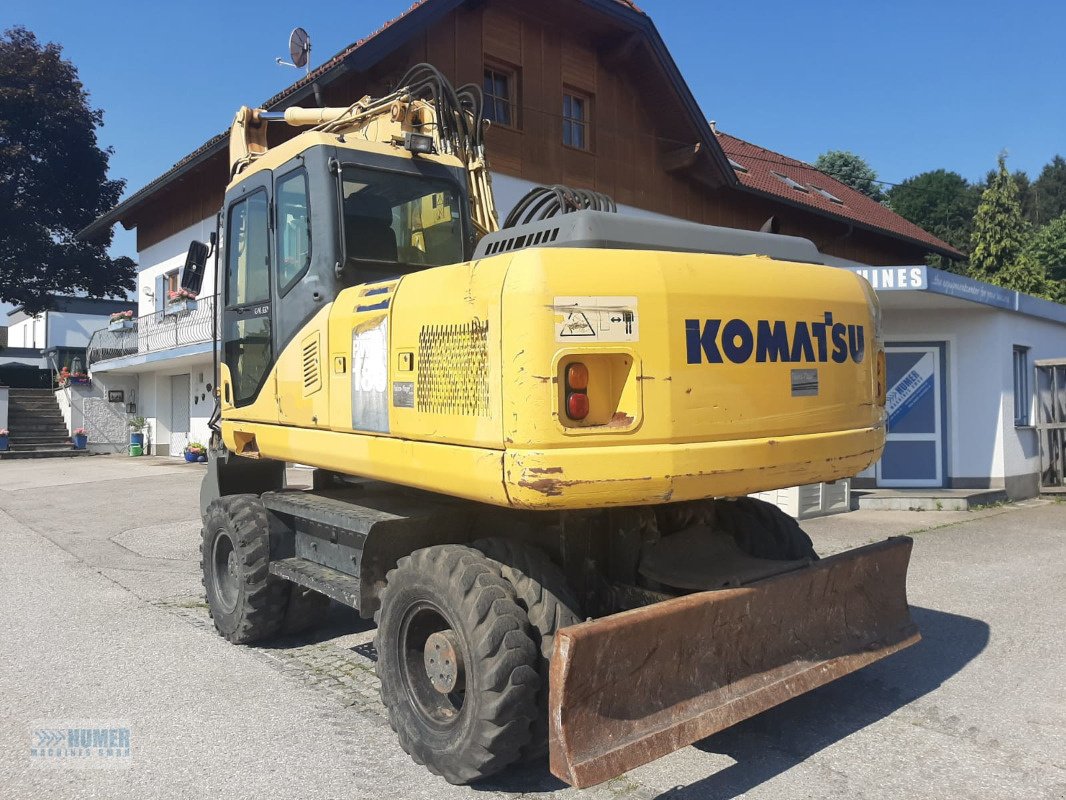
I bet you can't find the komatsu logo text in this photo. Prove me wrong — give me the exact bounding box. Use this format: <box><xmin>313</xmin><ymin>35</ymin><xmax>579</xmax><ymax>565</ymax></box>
<box><xmin>685</xmin><ymin>314</ymin><xmax>865</xmax><ymax>365</ymax></box>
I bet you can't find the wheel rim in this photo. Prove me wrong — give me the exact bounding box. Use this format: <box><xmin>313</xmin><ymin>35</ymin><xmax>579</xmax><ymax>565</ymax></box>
<box><xmin>212</xmin><ymin>530</ymin><xmax>239</xmax><ymax>613</ymax></box>
<box><xmin>398</xmin><ymin>601</ymin><xmax>468</xmax><ymax>729</ymax></box>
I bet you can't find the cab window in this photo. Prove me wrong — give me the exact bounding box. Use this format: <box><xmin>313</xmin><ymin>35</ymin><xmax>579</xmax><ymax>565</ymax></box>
<box><xmin>276</xmin><ymin>169</ymin><xmax>311</xmax><ymax>294</ymax></box>
<box><xmin>340</xmin><ymin>165</ymin><xmax>463</xmax><ymax>280</ymax></box>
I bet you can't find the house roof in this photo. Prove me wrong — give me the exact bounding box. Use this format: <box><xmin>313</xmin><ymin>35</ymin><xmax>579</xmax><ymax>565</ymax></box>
<box><xmin>717</xmin><ymin>130</ymin><xmax>961</xmax><ymax>258</ymax></box>
<box><xmin>80</xmin><ymin>0</ymin><xmax>957</xmax><ymax>262</ymax></box>
<box><xmin>77</xmin><ymin>0</ymin><xmax>727</xmax><ymax>242</ymax></box>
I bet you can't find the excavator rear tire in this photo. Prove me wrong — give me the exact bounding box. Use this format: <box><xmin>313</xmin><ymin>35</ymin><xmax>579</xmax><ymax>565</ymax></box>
<box><xmin>374</xmin><ymin>544</ymin><xmax>540</xmax><ymax>784</ymax></box>
<box><xmin>201</xmin><ymin>495</ymin><xmax>289</xmax><ymax>643</ymax></box>
<box><xmin>471</xmin><ymin>538</ymin><xmax>582</xmax><ymax>761</ymax></box>
<box><xmin>719</xmin><ymin>497</ymin><xmax>819</xmax><ymax>561</ymax></box>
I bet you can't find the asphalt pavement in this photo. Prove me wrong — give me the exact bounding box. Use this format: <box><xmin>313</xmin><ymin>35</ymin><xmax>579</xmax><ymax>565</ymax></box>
<box><xmin>0</xmin><ymin>456</ymin><xmax>1063</xmax><ymax>799</ymax></box>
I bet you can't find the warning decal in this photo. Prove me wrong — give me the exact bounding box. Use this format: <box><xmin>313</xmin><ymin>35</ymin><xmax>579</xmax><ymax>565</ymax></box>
<box><xmin>553</xmin><ymin>296</ymin><xmax>639</xmax><ymax>343</ymax></box>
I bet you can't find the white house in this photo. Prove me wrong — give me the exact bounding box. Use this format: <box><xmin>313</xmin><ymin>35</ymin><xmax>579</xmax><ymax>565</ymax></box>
<box><xmin>1</xmin><ymin>296</ymin><xmax>134</xmax><ymax>382</ymax></box>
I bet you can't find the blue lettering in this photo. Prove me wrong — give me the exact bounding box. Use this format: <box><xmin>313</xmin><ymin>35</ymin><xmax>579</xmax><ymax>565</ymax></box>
<box><xmin>831</xmin><ymin>323</ymin><xmax>848</xmax><ymax>363</ymax></box>
<box><xmin>756</xmin><ymin>320</ymin><xmax>791</xmax><ymax>362</ymax></box>
<box><xmin>722</xmin><ymin>319</ymin><xmax>754</xmax><ymax>363</ymax></box>
<box><xmin>848</xmin><ymin>325</ymin><xmax>865</xmax><ymax>363</ymax></box>
<box><xmin>789</xmin><ymin>322</ymin><xmax>815</xmax><ymax>362</ymax></box>
<box><xmin>685</xmin><ymin>319</ymin><xmax>722</xmax><ymax>364</ymax></box>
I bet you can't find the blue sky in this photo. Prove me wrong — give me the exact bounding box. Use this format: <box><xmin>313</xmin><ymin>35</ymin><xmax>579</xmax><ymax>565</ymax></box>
<box><xmin>4</xmin><ymin>0</ymin><xmax>1066</xmax><ymax>269</ymax></box>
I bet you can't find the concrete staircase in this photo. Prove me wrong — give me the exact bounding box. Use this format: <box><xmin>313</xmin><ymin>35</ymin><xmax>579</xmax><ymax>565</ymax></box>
<box><xmin>0</xmin><ymin>388</ymin><xmax>89</xmax><ymax>460</ymax></box>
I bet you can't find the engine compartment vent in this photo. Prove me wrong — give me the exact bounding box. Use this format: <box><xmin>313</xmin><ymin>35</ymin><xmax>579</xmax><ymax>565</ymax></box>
<box><xmin>302</xmin><ymin>332</ymin><xmax>322</xmax><ymax>396</ymax></box>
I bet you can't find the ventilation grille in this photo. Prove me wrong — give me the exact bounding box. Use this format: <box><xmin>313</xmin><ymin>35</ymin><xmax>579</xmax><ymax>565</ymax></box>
<box><xmin>417</xmin><ymin>320</ymin><xmax>490</xmax><ymax>416</ymax></box>
<box><xmin>301</xmin><ymin>332</ymin><xmax>322</xmax><ymax>396</ymax></box>
<box><xmin>482</xmin><ymin>226</ymin><xmax>561</xmax><ymax>256</ymax></box>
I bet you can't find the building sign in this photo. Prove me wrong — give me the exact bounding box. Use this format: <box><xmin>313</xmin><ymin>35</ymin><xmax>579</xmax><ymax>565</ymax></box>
<box><xmin>847</xmin><ymin>264</ymin><xmax>1021</xmax><ymax>313</ymax></box>
<box><xmin>886</xmin><ymin>351</ymin><xmax>935</xmax><ymax>429</ymax></box>
<box><xmin>927</xmin><ymin>270</ymin><xmax>1015</xmax><ymax>310</ymax></box>
<box><xmin>848</xmin><ymin>266</ymin><xmax>927</xmax><ymax>291</ymax></box>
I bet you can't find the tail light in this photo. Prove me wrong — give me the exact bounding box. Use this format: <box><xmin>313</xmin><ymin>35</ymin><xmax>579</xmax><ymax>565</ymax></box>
<box><xmin>565</xmin><ymin>362</ymin><xmax>589</xmax><ymax>420</ymax></box>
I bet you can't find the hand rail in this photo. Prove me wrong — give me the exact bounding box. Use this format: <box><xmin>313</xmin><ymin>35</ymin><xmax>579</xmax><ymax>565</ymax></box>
<box><xmin>87</xmin><ymin>295</ymin><xmax>217</xmax><ymax>367</ymax></box>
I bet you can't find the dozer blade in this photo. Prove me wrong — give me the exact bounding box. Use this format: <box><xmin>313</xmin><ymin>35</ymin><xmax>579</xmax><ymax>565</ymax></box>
<box><xmin>548</xmin><ymin>536</ymin><xmax>919</xmax><ymax>788</ymax></box>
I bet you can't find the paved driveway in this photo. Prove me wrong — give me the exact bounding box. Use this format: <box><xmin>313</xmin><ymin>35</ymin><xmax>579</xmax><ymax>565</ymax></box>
<box><xmin>0</xmin><ymin>456</ymin><xmax>1062</xmax><ymax>799</ymax></box>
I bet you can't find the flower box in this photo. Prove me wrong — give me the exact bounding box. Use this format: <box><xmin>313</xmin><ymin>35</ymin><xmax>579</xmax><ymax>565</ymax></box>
<box><xmin>164</xmin><ymin>298</ymin><xmax>198</xmax><ymax>315</ymax></box>
<box><xmin>109</xmin><ymin>319</ymin><xmax>134</xmax><ymax>331</ymax></box>
<box><xmin>72</xmin><ymin>429</ymin><xmax>88</xmax><ymax>450</ymax></box>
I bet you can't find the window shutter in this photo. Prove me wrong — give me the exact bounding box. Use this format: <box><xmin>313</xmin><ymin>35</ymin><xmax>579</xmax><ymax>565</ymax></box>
<box><xmin>155</xmin><ymin>275</ymin><xmax>165</xmax><ymax>313</ymax></box>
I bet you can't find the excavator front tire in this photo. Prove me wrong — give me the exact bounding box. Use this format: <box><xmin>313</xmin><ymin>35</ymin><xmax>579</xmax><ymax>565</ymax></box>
<box><xmin>201</xmin><ymin>495</ymin><xmax>289</xmax><ymax>643</ymax></box>
<box><xmin>374</xmin><ymin>544</ymin><xmax>540</xmax><ymax>784</ymax></box>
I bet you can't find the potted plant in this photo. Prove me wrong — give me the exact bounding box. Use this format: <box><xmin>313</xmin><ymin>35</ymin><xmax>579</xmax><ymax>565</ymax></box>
<box><xmin>57</xmin><ymin>367</ymin><xmax>90</xmax><ymax>388</ymax></box>
<box><xmin>183</xmin><ymin>441</ymin><xmax>207</xmax><ymax>463</ymax></box>
<box><xmin>72</xmin><ymin>428</ymin><xmax>88</xmax><ymax>450</ymax></box>
<box><xmin>129</xmin><ymin>417</ymin><xmax>147</xmax><ymax>455</ymax></box>
<box><xmin>167</xmin><ymin>287</ymin><xmax>198</xmax><ymax>314</ymax></box>
<box><xmin>109</xmin><ymin>310</ymin><xmax>135</xmax><ymax>331</ymax></box>
<box><xmin>0</xmin><ymin>429</ymin><xmax>8</xmax><ymax>452</ymax></box>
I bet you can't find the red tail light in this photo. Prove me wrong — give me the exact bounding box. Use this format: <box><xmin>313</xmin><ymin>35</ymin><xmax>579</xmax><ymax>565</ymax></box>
<box><xmin>567</xmin><ymin>391</ymin><xmax>590</xmax><ymax>420</ymax></box>
<box><xmin>565</xmin><ymin>362</ymin><xmax>589</xmax><ymax>420</ymax></box>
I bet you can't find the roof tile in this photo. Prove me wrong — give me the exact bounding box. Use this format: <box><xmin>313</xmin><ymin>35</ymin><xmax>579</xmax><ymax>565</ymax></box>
<box><xmin>717</xmin><ymin>130</ymin><xmax>960</xmax><ymax>257</ymax></box>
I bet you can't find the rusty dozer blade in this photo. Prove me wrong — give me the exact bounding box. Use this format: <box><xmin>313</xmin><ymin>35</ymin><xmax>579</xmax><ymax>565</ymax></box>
<box><xmin>548</xmin><ymin>537</ymin><xmax>920</xmax><ymax>788</ymax></box>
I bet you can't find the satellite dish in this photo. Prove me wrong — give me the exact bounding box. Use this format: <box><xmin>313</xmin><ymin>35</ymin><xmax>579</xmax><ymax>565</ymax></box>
<box><xmin>289</xmin><ymin>28</ymin><xmax>311</xmax><ymax>69</ymax></box>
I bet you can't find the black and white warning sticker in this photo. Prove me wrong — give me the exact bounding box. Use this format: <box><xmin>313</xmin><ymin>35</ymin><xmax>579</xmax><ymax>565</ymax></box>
<box><xmin>553</xmin><ymin>296</ymin><xmax>639</xmax><ymax>343</ymax></box>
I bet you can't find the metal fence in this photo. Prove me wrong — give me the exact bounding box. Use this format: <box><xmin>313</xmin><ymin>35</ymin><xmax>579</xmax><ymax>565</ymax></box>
<box><xmin>87</xmin><ymin>295</ymin><xmax>216</xmax><ymax>367</ymax></box>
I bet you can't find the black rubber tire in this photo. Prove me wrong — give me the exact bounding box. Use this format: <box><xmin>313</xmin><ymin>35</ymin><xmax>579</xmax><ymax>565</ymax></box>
<box><xmin>201</xmin><ymin>495</ymin><xmax>289</xmax><ymax>643</ymax></box>
<box><xmin>374</xmin><ymin>545</ymin><xmax>539</xmax><ymax>784</ymax></box>
<box><xmin>471</xmin><ymin>537</ymin><xmax>581</xmax><ymax>761</ymax></box>
<box><xmin>717</xmin><ymin>497</ymin><xmax>819</xmax><ymax>561</ymax></box>
<box><xmin>282</xmin><ymin>586</ymin><xmax>331</xmax><ymax>636</ymax></box>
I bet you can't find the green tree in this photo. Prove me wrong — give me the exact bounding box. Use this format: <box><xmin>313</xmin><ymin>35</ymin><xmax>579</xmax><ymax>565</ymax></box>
<box><xmin>970</xmin><ymin>154</ymin><xmax>1047</xmax><ymax>296</ymax></box>
<box><xmin>1025</xmin><ymin>212</ymin><xmax>1066</xmax><ymax>301</ymax></box>
<box><xmin>813</xmin><ymin>150</ymin><xmax>884</xmax><ymax>201</ymax></box>
<box><xmin>886</xmin><ymin>169</ymin><xmax>979</xmax><ymax>272</ymax></box>
<box><xmin>1033</xmin><ymin>155</ymin><xmax>1066</xmax><ymax>226</ymax></box>
<box><xmin>0</xmin><ymin>26</ymin><xmax>134</xmax><ymax>314</ymax></box>
<box><xmin>982</xmin><ymin>167</ymin><xmax>1035</xmax><ymax>223</ymax></box>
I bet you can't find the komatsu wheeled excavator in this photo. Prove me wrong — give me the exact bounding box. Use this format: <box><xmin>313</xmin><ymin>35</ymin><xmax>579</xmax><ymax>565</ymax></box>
<box><xmin>181</xmin><ymin>64</ymin><xmax>918</xmax><ymax>787</ymax></box>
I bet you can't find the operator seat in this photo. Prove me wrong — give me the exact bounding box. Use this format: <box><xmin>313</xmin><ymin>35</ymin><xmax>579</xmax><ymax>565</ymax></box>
<box><xmin>344</xmin><ymin>193</ymin><xmax>398</xmax><ymax>263</ymax></box>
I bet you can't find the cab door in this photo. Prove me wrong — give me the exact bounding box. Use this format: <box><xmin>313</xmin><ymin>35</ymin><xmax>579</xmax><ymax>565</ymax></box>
<box><xmin>220</xmin><ymin>171</ymin><xmax>278</xmax><ymax>423</ymax></box>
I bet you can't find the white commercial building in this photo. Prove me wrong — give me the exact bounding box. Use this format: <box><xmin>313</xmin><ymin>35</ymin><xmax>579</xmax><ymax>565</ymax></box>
<box><xmin>848</xmin><ymin>265</ymin><xmax>1066</xmax><ymax>500</ymax></box>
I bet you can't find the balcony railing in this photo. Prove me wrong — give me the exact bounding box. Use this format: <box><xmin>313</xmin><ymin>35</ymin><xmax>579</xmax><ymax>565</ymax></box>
<box><xmin>87</xmin><ymin>295</ymin><xmax>216</xmax><ymax>367</ymax></box>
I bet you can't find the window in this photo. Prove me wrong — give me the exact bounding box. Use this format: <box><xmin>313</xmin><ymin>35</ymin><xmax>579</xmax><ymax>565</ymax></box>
<box><xmin>563</xmin><ymin>91</ymin><xmax>590</xmax><ymax>150</ymax></box>
<box><xmin>483</xmin><ymin>66</ymin><xmax>517</xmax><ymax>128</ymax></box>
<box><xmin>225</xmin><ymin>191</ymin><xmax>271</xmax><ymax>307</ymax></box>
<box><xmin>340</xmin><ymin>165</ymin><xmax>464</xmax><ymax>282</ymax></box>
<box><xmin>276</xmin><ymin>169</ymin><xmax>311</xmax><ymax>293</ymax></box>
<box><xmin>771</xmin><ymin>171</ymin><xmax>809</xmax><ymax>193</ymax></box>
<box><xmin>224</xmin><ymin>191</ymin><xmax>272</xmax><ymax>406</ymax></box>
<box><xmin>728</xmin><ymin>158</ymin><xmax>748</xmax><ymax>174</ymax></box>
<box><xmin>810</xmin><ymin>184</ymin><xmax>844</xmax><ymax>204</ymax></box>
<box><xmin>1014</xmin><ymin>346</ymin><xmax>1031</xmax><ymax>426</ymax></box>
<box><xmin>165</xmin><ymin>270</ymin><xmax>179</xmax><ymax>297</ymax></box>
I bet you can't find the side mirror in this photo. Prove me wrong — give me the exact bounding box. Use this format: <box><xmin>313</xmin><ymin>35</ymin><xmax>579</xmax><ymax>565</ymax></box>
<box><xmin>181</xmin><ymin>240</ymin><xmax>210</xmax><ymax>295</ymax></box>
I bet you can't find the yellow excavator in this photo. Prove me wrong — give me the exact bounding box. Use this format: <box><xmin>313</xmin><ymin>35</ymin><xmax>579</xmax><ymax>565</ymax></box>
<box><xmin>181</xmin><ymin>64</ymin><xmax>918</xmax><ymax>787</ymax></box>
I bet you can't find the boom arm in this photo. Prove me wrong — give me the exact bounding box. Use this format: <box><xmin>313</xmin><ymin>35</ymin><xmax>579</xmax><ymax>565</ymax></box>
<box><xmin>227</xmin><ymin>64</ymin><xmax>499</xmax><ymax>236</ymax></box>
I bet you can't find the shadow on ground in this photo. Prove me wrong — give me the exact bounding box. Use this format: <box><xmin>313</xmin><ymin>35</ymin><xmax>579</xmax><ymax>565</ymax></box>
<box><xmin>654</xmin><ymin>606</ymin><xmax>989</xmax><ymax>799</ymax></box>
<box><xmin>258</xmin><ymin>603</ymin><xmax>377</xmax><ymax>648</ymax></box>
<box><xmin>249</xmin><ymin>603</ymin><xmax>988</xmax><ymax>799</ymax></box>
